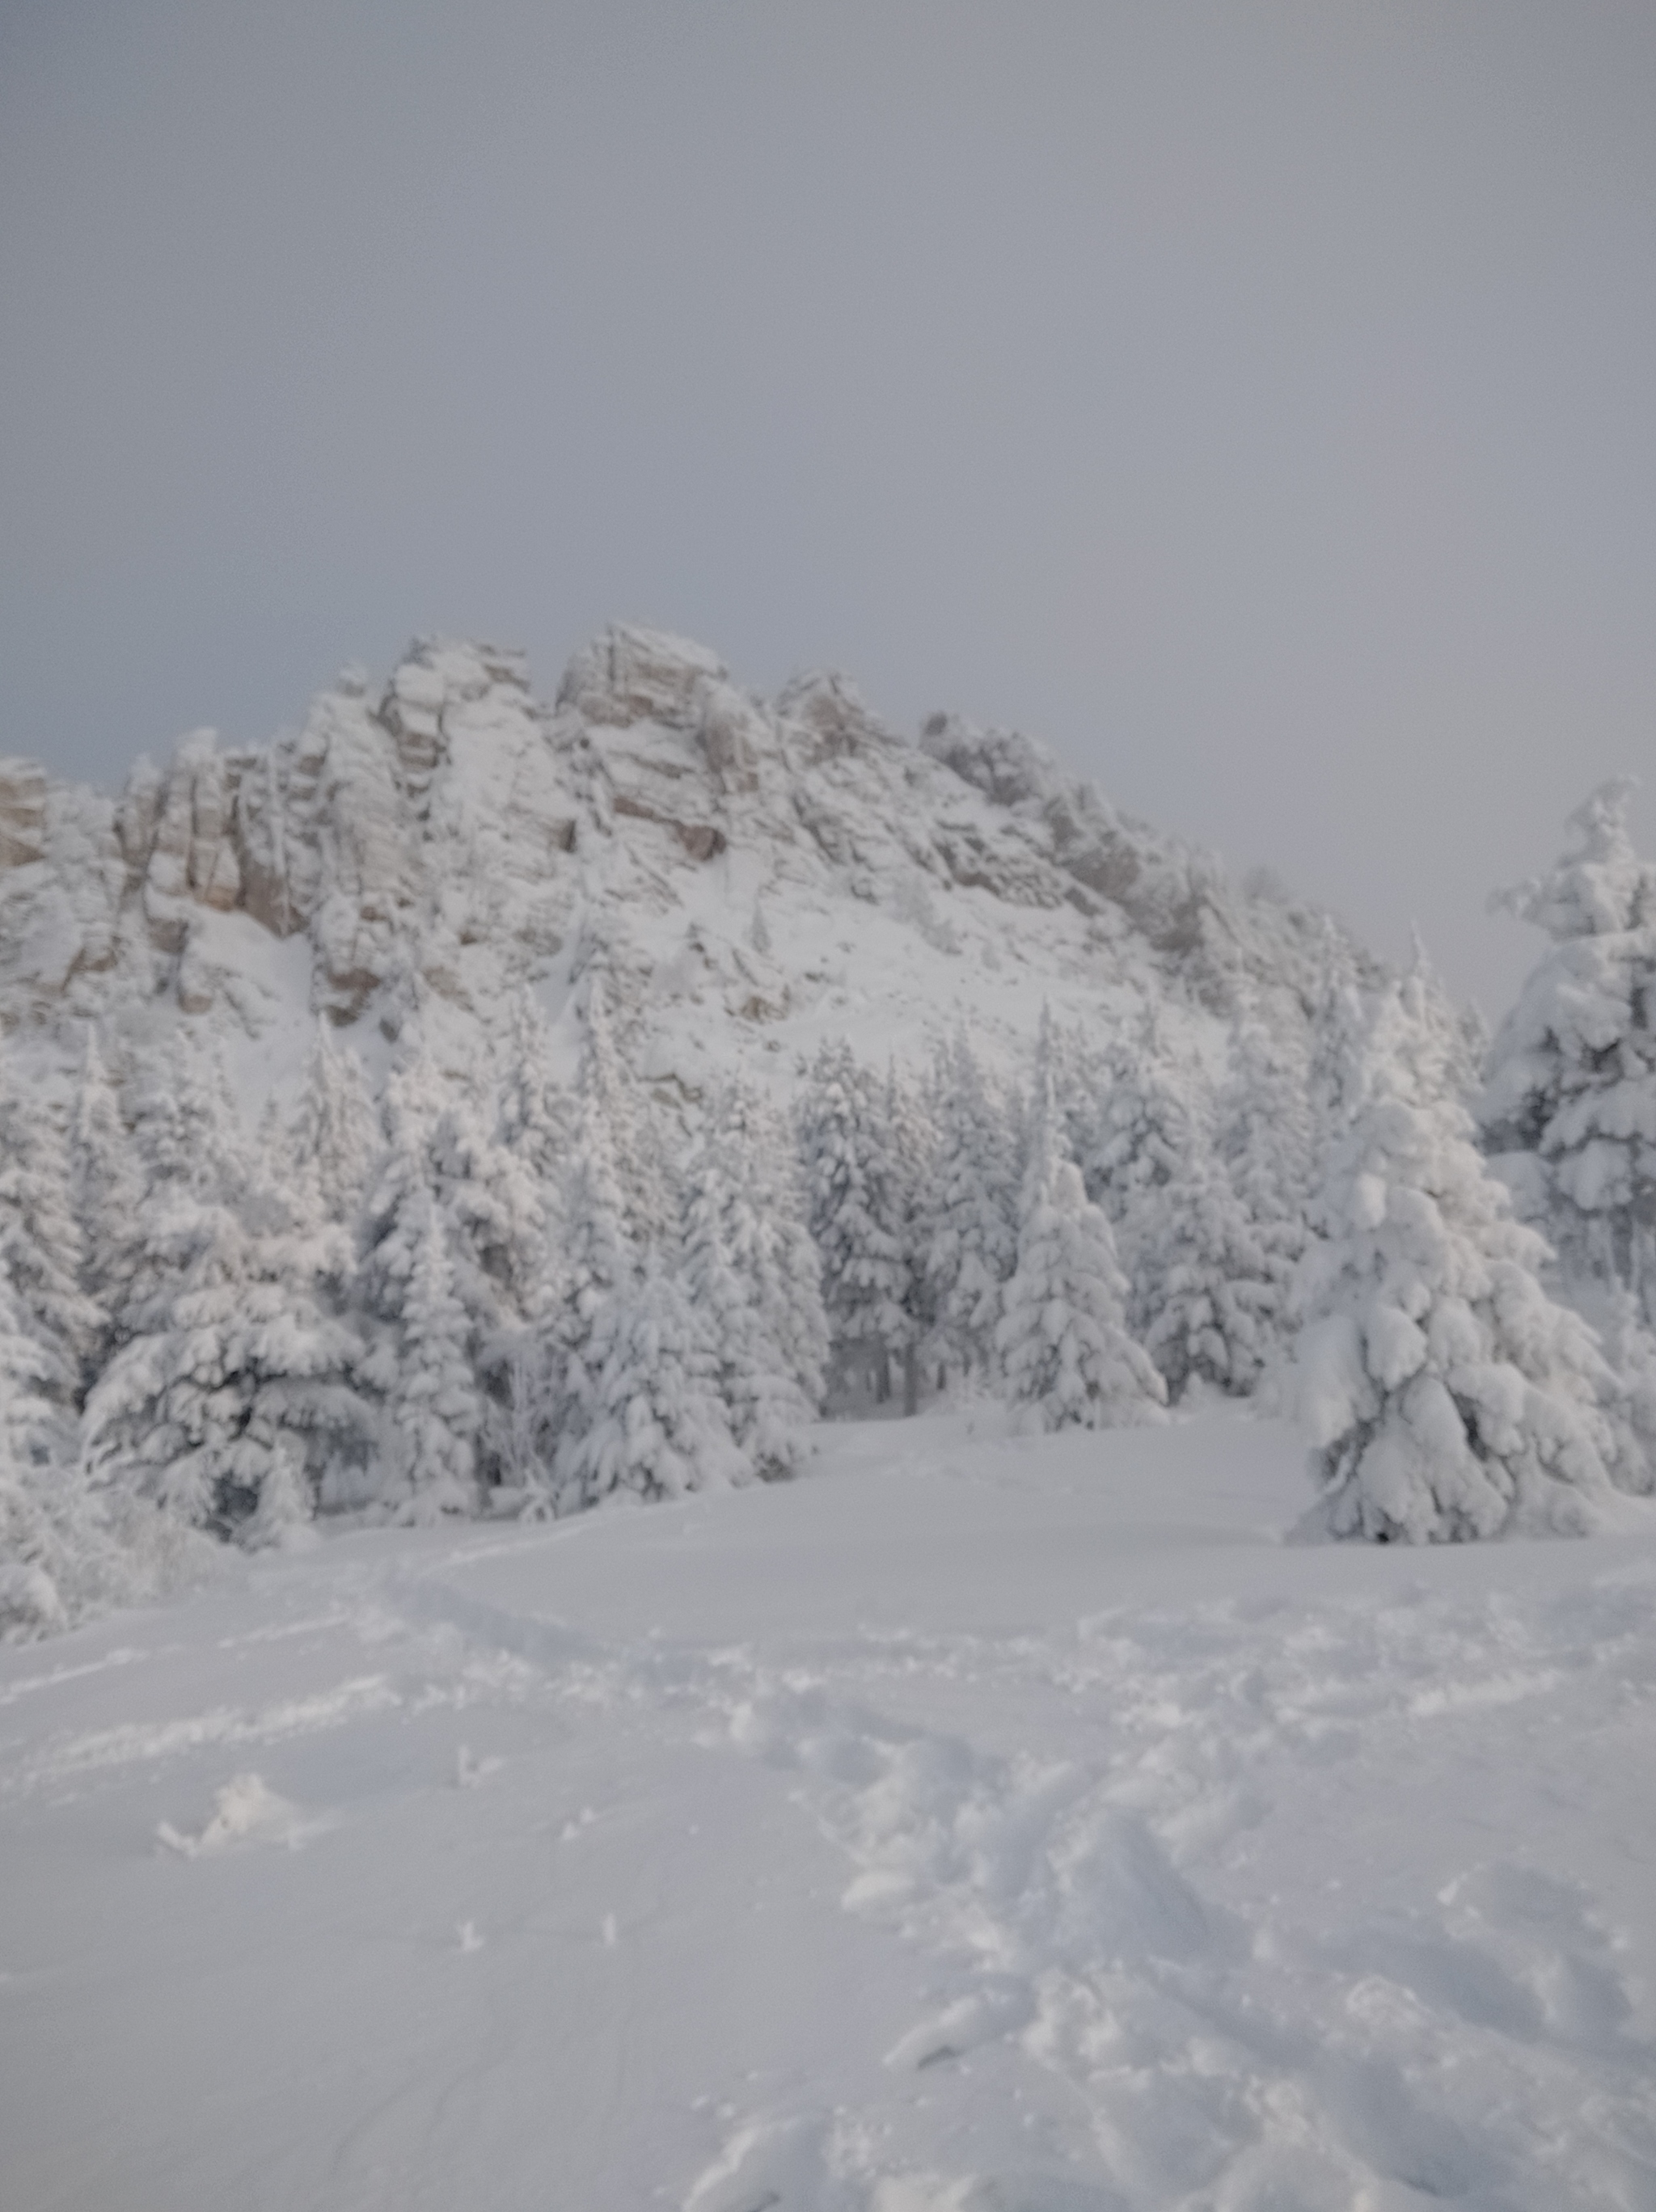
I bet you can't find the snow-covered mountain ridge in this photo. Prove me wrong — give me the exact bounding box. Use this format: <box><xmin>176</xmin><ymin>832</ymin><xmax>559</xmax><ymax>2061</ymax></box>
<box><xmin>0</xmin><ymin>622</ymin><xmax>1362</xmax><ymax>1102</ymax></box>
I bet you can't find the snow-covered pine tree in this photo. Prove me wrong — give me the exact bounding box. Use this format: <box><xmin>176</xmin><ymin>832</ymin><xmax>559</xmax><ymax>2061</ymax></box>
<box><xmin>82</xmin><ymin>1045</ymin><xmax>370</xmax><ymax>1545</ymax></box>
<box><xmin>1138</xmin><ymin>1148</ymin><xmax>1282</xmax><ymax>1403</ymax></box>
<box><xmin>0</xmin><ymin>1065</ymin><xmax>102</xmax><ymax>1416</ymax></box>
<box><xmin>736</xmin><ymin>1087</ymin><xmax>830</xmax><ymax>1417</ymax></box>
<box><xmin>0</xmin><ymin>1266</ymin><xmax>79</xmax><ymax>1637</ymax></box>
<box><xmin>1480</xmin><ymin>780</ymin><xmax>1656</xmax><ymax>1323</ymax></box>
<box><xmin>1295</xmin><ymin>973</ymin><xmax>1624</xmax><ymax>1543</ymax></box>
<box><xmin>497</xmin><ymin>989</ymin><xmax>574</xmax><ymax>1182</ymax></box>
<box><xmin>680</xmin><ymin>1082</ymin><xmax>819</xmax><ymax>1475</ymax></box>
<box><xmin>382</xmin><ymin>1188</ymin><xmax>481</xmax><ymax>1523</ymax></box>
<box><xmin>551</xmin><ymin>1252</ymin><xmax>750</xmax><ymax>1511</ymax></box>
<box><xmin>882</xmin><ymin>1062</ymin><xmax>933</xmax><ymax>1414</ymax></box>
<box><xmin>1193</xmin><ymin>1021</ymin><xmax>1319</xmax><ymax>1398</ymax></box>
<box><xmin>429</xmin><ymin>1091</ymin><xmax>543</xmax><ymax>1363</ymax></box>
<box><xmin>289</xmin><ymin>1019</ymin><xmax>380</xmax><ymax>1227</ymax></box>
<box><xmin>918</xmin><ymin>1032</ymin><xmax>1018</xmax><ymax>1390</ymax></box>
<box><xmin>798</xmin><ymin>1041</ymin><xmax>918</xmax><ymax>1407</ymax></box>
<box><xmin>1305</xmin><ymin>918</ymin><xmax>1375</xmax><ymax>1150</ymax></box>
<box><xmin>1405</xmin><ymin>930</ymin><xmax>1487</xmax><ymax>1107</ymax></box>
<box><xmin>578</xmin><ymin>975</ymin><xmax>672</xmax><ymax>1247</ymax></box>
<box><xmin>1082</xmin><ymin>1011</ymin><xmax>1216</xmax><ymax>1363</ymax></box>
<box><xmin>479</xmin><ymin>994</ymin><xmax>576</xmax><ymax>1497</ymax></box>
<box><xmin>357</xmin><ymin>1037</ymin><xmax>443</xmax><ymax>1346</ymax></box>
<box><xmin>997</xmin><ymin>1066</ymin><xmax>1166</xmax><ymax>1432</ymax></box>
<box><xmin>70</xmin><ymin>1027</ymin><xmax>142</xmax><ymax>1355</ymax></box>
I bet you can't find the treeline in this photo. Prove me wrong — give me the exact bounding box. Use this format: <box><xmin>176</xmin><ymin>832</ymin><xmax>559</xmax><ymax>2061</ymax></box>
<box><xmin>3</xmin><ymin>782</ymin><xmax>1656</xmax><ymax>1635</ymax></box>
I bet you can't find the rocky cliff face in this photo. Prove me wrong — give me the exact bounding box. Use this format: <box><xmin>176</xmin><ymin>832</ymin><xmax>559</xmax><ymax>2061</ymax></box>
<box><xmin>0</xmin><ymin>625</ymin><xmax>1361</xmax><ymax>1107</ymax></box>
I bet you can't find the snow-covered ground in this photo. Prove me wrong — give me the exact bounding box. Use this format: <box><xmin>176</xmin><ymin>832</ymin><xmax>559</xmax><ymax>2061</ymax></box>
<box><xmin>3</xmin><ymin>1413</ymin><xmax>1654</xmax><ymax>2212</ymax></box>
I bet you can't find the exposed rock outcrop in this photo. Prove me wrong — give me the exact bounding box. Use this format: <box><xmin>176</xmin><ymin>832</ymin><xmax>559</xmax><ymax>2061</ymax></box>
<box><xmin>0</xmin><ymin>622</ymin><xmax>1366</xmax><ymax>1083</ymax></box>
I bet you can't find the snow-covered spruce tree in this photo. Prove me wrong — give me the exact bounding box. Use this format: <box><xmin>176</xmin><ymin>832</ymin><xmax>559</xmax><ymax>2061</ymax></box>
<box><xmin>381</xmin><ymin>1188</ymin><xmax>481</xmax><ymax>1523</ymax></box>
<box><xmin>996</xmin><ymin>1069</ymin><xmax>1166</xmax><ymax>1433</ymax></box>
<box><xmin>578</xmin><ymin>975</ymin><xmax>673</xmax><ymax>1247</ymax></box>
<box><xmin>0</xmin><ymin>1066</ymin><xmax>102</xmax><ymax>1416</ymax></box>
<box><xmin>798</xmin><ymin>1041</ymin><xmax>919</xmax><ymax>1407</ymax></box>
<box><xmin>289</xmin><ymin>1019</ymin><xmax>380</xmax><ymax>1227</ymax></box>
<box><xmin>482</xmin><ymin>994</ymin><xmax>577</xmax><ymax>1498</ymax></box>
<box><xmin>1480</xmin><ymin>780</ymin><xmax>1656</xmax><ymax>1323</ymax></box>
<box><xmin>1294</xmin><ymin>974</ymin><xmax>1624</xmax><ymax>1543</ymax></box>
<box><xmin>680</xmin><ymin>1082</ymin><xmax>820</xmax><ymax>1475</ymax></box>
<box><xmin>551</xmin><ymin>1252</ymin><xmax>750</xmax><ymax>1511</ymax></box>
<box><xmin>917</xmin><ymin>1032</ymin><xmax>1018</xmax><ymax>1390</ymax></box>
<box><xmin>0</xmin><ymin>1266</ymin><xmax>84</xmax><ymax>1637</ymax></box>
<box><xmin>735</xmin><ymin>1087</ymin><xmax>830</xmax><ymax>1417</ymax></box>
<box><xmin>1138</xmin><ymin>1147</ymin><xmax>1284</xmax><ymax>1403</ymax></box>
<box><xmin>82</xmin><ymin>1048</ymin><xmax>370</xmax><ymax>1546</ymax></box>
<box><xmin>429</xmin><ymin>1090</ymin><xmax>545</xmax><ymax>1366</ymax></box>
<box><xmin>357</xmin><ymin>1038</ymin><xmax>443</xmax><ymax>1344</ymax></box>
<box><xmin>70</xmin><ymin>1026</ymin><xmax>142</xmax><ymax>1355</ymax></box>
<box><xmin>492</xmin><ymin>1067</ymin><xmax>644</xmax><ymax>1514</ymax></box>
<box><xmin>354</xmin><ymin>1035</ymin><xmax>497</xmax><ymax>1514</ymax></box>
<box><xmin>1082</xmin><ymin>1013</ymin><xmax>1219</xmax><ymax>1360</ymax></box>
<box><xmin>497</xmin><ymin>989</ymin><xmax>575</xmax><ymax>1183</ymax></box>
<box><xmin>1189</xmin><ymin>1022</ymin><xmax>1319</xmax><ymax>1399</ymax></box>
<box><xmin>882</xmin><ymin>1062</ymin><xmax>934</xmax><ymax>1414</ymax></box>
<box><xmin>1305</xmin><ymin>918</ymin><xmax>1375</xmax><ymax>1150</ymax></box>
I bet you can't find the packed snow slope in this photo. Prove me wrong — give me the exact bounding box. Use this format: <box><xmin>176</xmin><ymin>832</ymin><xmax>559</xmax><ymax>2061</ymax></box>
<box><xmin>0</xmin><ymin>623</ymin><xmax>1360</xmax><ymax>1106</ymax></box>
<box><xmin>3</xmin><ymin>1412</ymin><xmax>1654</xmax><ymax>2212</ymax></box>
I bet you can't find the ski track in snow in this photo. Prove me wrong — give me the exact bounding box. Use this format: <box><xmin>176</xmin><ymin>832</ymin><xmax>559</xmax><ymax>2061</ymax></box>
<box><xmin>3</xmin><ymin>1428</ymin><xmax>1656</xmax><ymax>2210</ymax></box>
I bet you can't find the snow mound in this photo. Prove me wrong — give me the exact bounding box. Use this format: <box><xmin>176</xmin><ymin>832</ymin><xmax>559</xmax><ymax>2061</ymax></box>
<box><xmin>155</xmin><ymin>1771</ymin><xmax>314</xmax><ymax>1857</ymax></box>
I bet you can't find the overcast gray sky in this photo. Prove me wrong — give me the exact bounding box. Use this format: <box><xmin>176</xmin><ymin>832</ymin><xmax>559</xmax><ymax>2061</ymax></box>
<box><xmin>2</xmin><ymin>1</ymin><xmax>1653</xmax><ymax>1013</ymax></box>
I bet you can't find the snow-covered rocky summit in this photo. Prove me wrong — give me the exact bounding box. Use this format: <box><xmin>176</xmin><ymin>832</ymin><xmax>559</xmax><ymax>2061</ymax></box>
<box><xmin>0</xmin><ymin>623</ymin><xmax>1355</xmax><ymax>1095</ymax></box>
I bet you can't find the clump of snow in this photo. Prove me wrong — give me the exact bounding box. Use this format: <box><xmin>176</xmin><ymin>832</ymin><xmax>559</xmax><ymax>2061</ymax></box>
<box><xmin>155</xmin><ymin>1771</ymin><xmax>306</xmax><ymax>1857</ymax></box>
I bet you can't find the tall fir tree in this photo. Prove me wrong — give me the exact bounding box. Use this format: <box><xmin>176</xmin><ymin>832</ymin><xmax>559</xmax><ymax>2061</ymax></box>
<box><xmin>680</xmin><ymin>1082</ymin><xmax>820</xmax><ymax>1474</ymax></box>
<box><xmin>289</xmin><ymin>1020</ymin><xmax>380</xmax><ymax>1228</ymax></box>
<box><xmin>70</xmin><ymin>1026</ymin><xmax>142</xmax><ymax>1357</ymax></box>
<box><xmin>83</xmin><ymin>1045</ymin><xmax>369</xmax><ymax>1544</ymax></box>
<box><xmin>0</xmin><ymin>1063</ymin><xmax>101</xmax><ymax>1417</ymax></box>
<box><xmin>917</xmin><ymin>1033</ymin><xmax>1018</xmax><ymax>1388</ymax></box>
<box><xmin>1295</xmin><ymin>974</ymin><xmax>1629</xmax><ymax>1543</ymax></box>
<box><xmin>1480</xmin><ymin>781</ymin><xmax>1656</xmax><ymax>1325</ymax></box>
<box><xmin>551</xmin><ymin>1252</ymin><xmax>750</xmax><ymax>1510</ymax></box>
<box><xmin>798</xmin><ymin>1041</ymin><xmax>918</xmax><ymax>1405</ymax></box>
<box><xmin>382</xmin><ymin>1188</ymin><xmax>481</xmax><ymax>1522</ymax></box>
<box><xmin>0</xmin><ymin>1265</ymin><xmax>80</xmax><ymax>1637</ymax></box>
<box><xmin>997</xmin><ymin>1065</ymin><xmax>1166</xmax><ymax>1433</ymax></box>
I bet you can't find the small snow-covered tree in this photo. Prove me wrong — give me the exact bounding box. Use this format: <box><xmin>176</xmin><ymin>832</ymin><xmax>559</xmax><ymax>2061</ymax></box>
<box><xmin>83</xmin><ymin>1057</ymin><xmax>370</xmax><ymax>1547</ymax></box>
<box><xmin>737</xmin><ymin>1088</ymin><xmax>830</xmax><ymax>1416</ymax></box>
<box><xmin>1138</xmin><ymin>1150</ymin><xmax>1283</xmax><ymax>1402</ymax></box>
<box><xmin>0</xmin><ymin>1069</ymin><xmax>101</xmax><ymax>1416</ymax></box>
<box><xmin>551</xmin><ymin>1253</ymin><xmax>750</xmax><ymax>1510</ymax></box>
<box><xmin>1082</xmin><ymin>1016</ymin><xmax>1219</xmax><ymax>1374</ymax></box>
<box><xmin>680</xmin><ymin>1082</ymin><xmax>820</xmax><ymax>1474</ymax></box>
<box><xmin>70</xmin><ymin>1026</ymin><xmax>142</xmax><ymax>1353</ymax></box>
<box><xmin>1178</xmin><ymin>1021</ymin><xmax>1320</xmax><ymax>1399</ymax></box>
<box><xmin>289</xmin><ymin>1020</ymin><xmax>380</xmax><ymax>1227</ymax></box>
<box><xmin>799</xmin><ymin>1041</ymin><xmax>918</xmax><ymax>1405</ymax></box>
<box><xmin>497</xmin><ymin>990</ymin><xmax>574</xmax><ymax>1181</ymax></box>
<box><xmin>579</xmin><ymin>976</ymin><xmax>672</xmax><ymax>1246</ymax></box>
<box><xmin>0</xmin><ymin>1268</ymin><xmax>81</xmax><ymax>1638</ymax></box>
<box><xmin>918</xmin><ymin>1034</ymin><xmax>1018</xmax><ymax>1390</ymax></box>
<box><xmin>1295</xmin><ymin>975</ymin><xmax>1624</xmax><ymax>1543</ymax></box>
<box><xmin>1481</xmin><ymin>780</ymin><xmax>1656</xmax><ymax>1322</ymax></box>
<box><xmin>429</xmin><ymin>1090</ymin><xmax>544</xmax><ymax>1356</ymax></box>
<box><xmin>381</xmin><ymin>1189</ymin><xmax>480</xmax><ymax>1523</ymax></box>
<box><xmin>997</xmin><ymin>1072</ymin><xmax>1166</xmax><ymax>1432</ymax></box>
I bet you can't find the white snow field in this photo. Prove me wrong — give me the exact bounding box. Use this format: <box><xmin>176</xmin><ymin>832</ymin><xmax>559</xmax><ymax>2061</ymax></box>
<box><xmin>3</xmin><ymin>1413</ymin><xmax>1655</xmax><ymax>2212</ymax></box>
